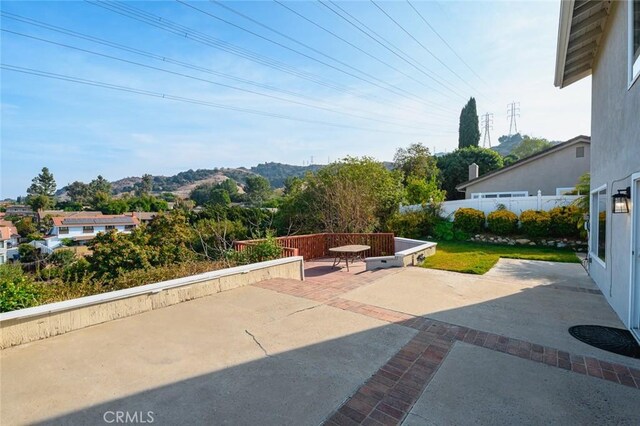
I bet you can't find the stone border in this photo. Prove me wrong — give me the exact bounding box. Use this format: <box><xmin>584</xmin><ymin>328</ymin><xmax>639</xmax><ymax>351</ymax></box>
<box><xmin>0</xmin><ymin>257</ymin><xmax>304</xmax><ymax>349</ymax></box>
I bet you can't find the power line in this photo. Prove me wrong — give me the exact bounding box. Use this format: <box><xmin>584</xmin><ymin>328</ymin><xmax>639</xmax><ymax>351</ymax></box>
<box><xmin>1</xmin><ymin>11</ymin><xmax>454</xmax><ymax>124</ymax></box>
<box><xmin>369</xmin><ymin>0</ymin><xmax>479</xmax><ymax>96</ymax></box>
<box><xmin>319</xmin><ymin>0</ymin><xmax>465</xmax><ymax>101</ymax></box>
<box><xmin>85</xmin><ymin>0</ymin><xmax>378</xmax><ymax>102</ymax></box>
<box><xmin>86</xmin><ymin>0</ymin><xmax>447</xmax><ymax>118</ymax></box>
<box><xmin>1</xmin><ymin>28</ymin><xmax>453</xmax><ymax>131</ymax></box>
<box><xmin>405</xmin><ymin>0</ymin><xmax>486</xmax><ymax>84</ymax></box>
<box><xmin>182</xmin><ymin>0</ymin><xmax>431</xmax><ymax>109</ymax></box>
<box><xmin>1</xmin><ymin>64</ymin><xmax>456</xmax><ymax>136</ymax></box>
<box><xmin>507</xmin><ymin>101</ymin><xmax>520</xmax><ymax>137</ymax></box>
<box><xmin>269</xmin><ymin>0</ymin><xmax>457</xmax><ymax>113</ymax></box>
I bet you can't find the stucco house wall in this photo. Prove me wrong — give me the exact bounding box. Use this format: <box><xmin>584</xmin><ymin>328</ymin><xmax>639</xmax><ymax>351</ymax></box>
<box><xmin>588</xmin><ymin>1</ymin><xmax>640</xmax><ymax>329</ymax></box>
<box><xmin>459</xmin><ymin>139</ymin><xmax>590</xmax><ymax>199</ymax></box>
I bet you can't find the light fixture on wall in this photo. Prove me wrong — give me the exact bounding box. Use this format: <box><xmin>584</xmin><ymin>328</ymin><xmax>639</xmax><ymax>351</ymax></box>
<box><xmin>612</xmin><ymin>186</ymin><xmax>631</xmax><ymax>214</ymax></box>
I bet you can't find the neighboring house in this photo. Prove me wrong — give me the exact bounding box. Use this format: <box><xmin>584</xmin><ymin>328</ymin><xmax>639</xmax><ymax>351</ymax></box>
<box><xmin>0</xmin><ymin>226</ymin><xmax>11</xmax><ymax>264</ymax></box>
<box><xmin>37</xmin><ymin>210</ymin><xmax>103</xmax><ymax>222</ymax></box>
<box><xmin>43</xmin><ymin>215</ymin><xmax>140</xmax><ymax>249</ymax></box>
<box><xmin>125</xmin><ymin>211</ymin><xmax>158</xmax><ymax>225</ymax></box>
<box><xmin>0</xmin><ymin>222</ymin><xmax>19</xmax><ymax>264</ymax></box>
<box><xmin>5</xmin><ymin>205</ymin><xmax>34</xmax><ymax>217</ymax></box>
<box><xmin>455</xmin><ymin>136</ymin><xmax>591</xmax><ymax>199</ymax></box>
<box><xmin>555</xmin><ymin>0</ymin><xmax>640</xmax><ymax>340</ymax></box>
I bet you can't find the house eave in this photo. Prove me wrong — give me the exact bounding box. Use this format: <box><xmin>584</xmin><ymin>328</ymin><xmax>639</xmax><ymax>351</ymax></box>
<box><xmin>554</xmin><ymin>0</ymin><xmax>611</xmax><ymax>88</ymax></box>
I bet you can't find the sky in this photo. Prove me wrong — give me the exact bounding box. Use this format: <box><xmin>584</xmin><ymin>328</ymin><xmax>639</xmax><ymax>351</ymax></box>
<box><xmin>0</xmin><ymin>0</ymin><xmax>591</xmax><ymax>199</ymax></box>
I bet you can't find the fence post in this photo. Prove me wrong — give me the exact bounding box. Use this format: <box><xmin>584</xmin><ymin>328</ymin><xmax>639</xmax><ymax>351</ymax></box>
<box><xmin>537</xmin><ymin>190</ymin><xmax>542</xmax><ymax>210</ymax></box>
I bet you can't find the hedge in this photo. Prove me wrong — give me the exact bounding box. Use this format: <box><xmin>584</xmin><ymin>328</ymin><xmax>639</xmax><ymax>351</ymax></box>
<box><xmin>548</xmin><ymin>206</ymin><xmax>581</xmax><ymax>238</ymax></box>
<box><xmin>454</xmin><ymin>208</ymin><xmax>485</xmax><ymax>234</ymax></box>
<box><xmin>487</xmin><ymin>210</ymin><xmax>518</xmax><ymax>235</ymax></box>
<box><xmin>519</xmin><ymin>210</ymin><xmax>551</xmax><ymax>238</ymax></box>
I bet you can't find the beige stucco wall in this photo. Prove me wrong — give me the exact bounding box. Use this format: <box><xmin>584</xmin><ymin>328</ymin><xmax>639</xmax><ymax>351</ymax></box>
<box><xmin>462</xmin><ymin>141</ymin><xmax>590</xmax><ymax>198</ymax></box>
<box><xmin>589</xmin><ymin>1</ymin><xmax>640</xmax><ymax>327</ymax></box>
<box><xmin>0</xmin><ymin>259</ymin><xmax>304</xmax><ymax>349</ymax></box>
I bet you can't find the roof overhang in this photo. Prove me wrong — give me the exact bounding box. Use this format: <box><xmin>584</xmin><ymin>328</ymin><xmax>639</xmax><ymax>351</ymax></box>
<box><xmin>554</xmin><ymin>0</ymin><xmax>612</xmax><ymax>88</ymax></box>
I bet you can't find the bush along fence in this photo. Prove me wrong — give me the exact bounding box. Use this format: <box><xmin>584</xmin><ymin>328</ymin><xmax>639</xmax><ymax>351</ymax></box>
<box><xmin>435</xmin><ymin>205</ymin><xmax>587</xmax><ymax>251</ymax></box>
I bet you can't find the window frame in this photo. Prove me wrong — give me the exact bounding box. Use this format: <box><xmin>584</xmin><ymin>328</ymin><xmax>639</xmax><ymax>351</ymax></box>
<box><xmin>82</xmin><ymin>226</ymin><xmax>94</xmax><ymax>234</ymax></box>
<box><xmin>590</xmin><ymin>184</ymin><xmax>607</xmax><ymax>268</ymax></box>
<box><xmin>105</xmin><ymin>225</ymin><xmax>115</xmax><ymax>231</ymax></box>
<box><xmin>470</xmin><ymin>191</ymin><xmax>528</xmax><ymax>199</ymax></box>
<box><xmin>629</xmin><ymin>0</ymin><xmax>640</xmax><ymax>88</ymax></box>
<box><xmin>59</xmin><ymin>227</ymin><xmax>69</xmax><ymax>235</ymax></box>
<box><xmin>124</xmin><ymin>225</ymin><xmax>135</xmax><ymax>231</ymax></box>
<box><xmin>576</xmin><ymin>146</ymin><xmax>585</xmax><ymax>158</ymax></box>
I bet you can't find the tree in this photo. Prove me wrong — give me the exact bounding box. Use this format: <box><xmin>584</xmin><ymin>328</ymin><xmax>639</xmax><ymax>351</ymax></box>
<box><xmin>135</xmin><ymin>174</ymin><xmax>154</xmax><ymax>196</ymax></box>
<box><xmin>209</xmin><ymin>189</ymin><xmax>231</xmax><ymax>207</ymax></box>
<box><xmin>88</xmin><ymin>231</ymin><xmax>151</xmax><ymax>279</ymax></box>
<box><xmin>217</xmin><ymin>178</ymin><xmax>239</xmax><ymax>200</ymax></box>
<box><xmin>26</xmin><ymin>167</ymin><xmax>56</xmax><ymax>210</ymax></box>
<box><xmin>511</xmin><ymin>136</ymin><xmax>552</xmax><ymax>160</ymax></box>
<box><xmin>437</xmin><ymin>147</ymin><xmax>504</xmax><ymax>200</ymax></box>
<box><xmin>15</xmin><ymin>217</ymin><xmax>37</xmax><ymax>238</ymax></box>
<box><xmin>405</xmin><ymin>175</ymin><xmax>446</xmax><ymax>205</ymax></box>
<box><xmin>458</xmin><ymin>97</ymin><xmax>480</xmax><ymax>148</ymax></box>
<box><xmin>277</xmin><ymin>157</ymin><xmax>404</xmax><ymax>233</ymax></box>
<box><xmin>66</xmin><ymin>181</ymin><xmax>90</xmax><ymax>204</ymax></box>
<box><xmin>27</xmin><ymin>194</ymin><xmax>53</xmax><ymax>211</ymax></box>
<box><xmin>89</xmin><ymin>175</ymin><xmax>112</xmax><ymax>196</ymax></box>
<box><xmin>145</xmin><ymin>211</ymin><xmax>196</xmax><ymax>265</ymax></box>
<box><xmin>244</xmin><ymin>175</ymin><xmax>272</xmax><ymax>206</ymax></box>
<box><xmin>393</xmin><ymin>143</ymin><xmax>439</xmax><ymax>184</ymax></box>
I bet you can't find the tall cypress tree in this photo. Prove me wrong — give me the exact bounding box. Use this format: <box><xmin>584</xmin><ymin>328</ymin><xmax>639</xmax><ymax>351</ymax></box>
<box><xmin>458</xmin><ymin>97</ymin><xmax>480</xmax><ymax>148</ymax></box>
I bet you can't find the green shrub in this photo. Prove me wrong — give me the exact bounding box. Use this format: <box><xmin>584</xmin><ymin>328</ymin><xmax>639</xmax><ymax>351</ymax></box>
<box><xmin>433</xmin><ymin>219</ymin><xmax>468</xmax><ymax>241</ymax></box>
<box><xmin>487</xmin><ymin>210</ymin><xmax>518</xmax><ymax>235</ymax></box>
<box><xmin>453</xmin><ymin>208</ymin><xmax>485</xmax><ymax>234</ymax></box>
<box><xmin>548</xmin><ymin>206</ymin><xmax>581</xmax><ymax>238</ymax></box>
<box><xmin>386</xmin><ymin>208</ymin><xmax>439</xmax><ymax>239</ymax></box>
<box><xmin>48</xmin><ymin>249</ymin><xmax>76</xmax><ymax>267</ymax></box>
<box><xmin>519</xmin><ymin>210</ymin><xmax>551</xmax><ymax>238</ymax></box>
<box><xmin>0</xmin><ymin>264</ymin><xmax>42</xmax><ymax>312</ymax></box>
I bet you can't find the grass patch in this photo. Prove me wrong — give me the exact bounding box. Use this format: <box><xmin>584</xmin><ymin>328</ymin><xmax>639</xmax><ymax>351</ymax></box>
<box><xmin>421</xmin><ymin>240</ymin><xmax>581</xmax><ymax>275</ymax></box>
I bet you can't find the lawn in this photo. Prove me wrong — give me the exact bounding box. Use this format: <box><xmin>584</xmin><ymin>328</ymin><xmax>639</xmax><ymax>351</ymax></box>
<box><xmin>421</xmin><ymin>240</ymin><xmax>581</xmax><ymax>275</ymax></box>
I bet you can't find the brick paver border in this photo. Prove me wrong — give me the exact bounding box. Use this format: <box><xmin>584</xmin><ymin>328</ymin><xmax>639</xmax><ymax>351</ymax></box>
<box><xmin>254</xmin><ymin>274</ymin><xmax>640</xmax><ymax>425</ymax></box>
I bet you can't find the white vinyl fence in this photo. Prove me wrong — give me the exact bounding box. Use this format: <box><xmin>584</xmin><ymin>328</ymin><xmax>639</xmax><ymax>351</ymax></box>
<box><xmin>400</xmin><ymin>191</ymin><xmax>580</xmax><ymax>219</ymax></box>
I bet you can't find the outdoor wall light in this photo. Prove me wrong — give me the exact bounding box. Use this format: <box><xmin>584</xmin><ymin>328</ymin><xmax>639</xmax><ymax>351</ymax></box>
<box><xmin>612</xmin><ymin>187</ymin><xmax>631</xmax><ymax>214</ymax></box>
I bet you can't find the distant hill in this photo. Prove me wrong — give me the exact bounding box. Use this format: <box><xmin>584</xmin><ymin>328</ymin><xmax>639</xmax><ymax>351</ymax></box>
<box><xmin>249</xmin><ymin>162</ymin><xmax>324</xmax><ymax>188</ymax></box>
<box><xmin>491</xmin><ymin>133</ymin><xmax>563</xmax><ymax>156</ymax></box>
<box><xmin>55</xmin><ymin>160</ymin><xmax>398</xmax><ymax>199</ymax></box>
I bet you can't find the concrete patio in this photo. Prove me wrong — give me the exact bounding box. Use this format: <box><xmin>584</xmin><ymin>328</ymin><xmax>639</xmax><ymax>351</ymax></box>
<box><xmin>1</xmin><ymin>258</ymin><xmax>639</xmax><ymax>425</ymax></box>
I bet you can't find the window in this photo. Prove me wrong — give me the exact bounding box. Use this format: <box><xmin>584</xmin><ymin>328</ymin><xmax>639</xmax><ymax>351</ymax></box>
<box><xmin>576</xmin><ymin>146</ymin><xmax>585</xmax><ymax>158</ymax></box>
<box><xmin>125</xmin><ymin>225</ymin><xmax>135</xmax><ymax>231</ymax></box>
<box><xmin>0</xmin><ymin>241</ymin><xmax>4</xmax><ymax>249</ymax></box>
<box><xmin>591</xmin><ymin>188</ymin><xmax>607</xmax><ymax>264</ymax></box>
<box><xmin>630</xmin><ymin>0</ymin><xmax>640</xmax><ymax>85</ymax></box>
<box><xmin>471</xmin><ymin>191</ymin><xmax>528</xmax><ymax>199</ymax></box>
<box><xmin>59</xmin><ymin>227</ymin><xmax>69</xmax><ymax>235</ymax></box>
<box><xmin>83</xmin><ymin>226</ymin><xmax>94</xmax><ymax>233</ymax></box>
<box><xmin>105</xmin><ymin>225</ymin><xmax>115</xmax><ymax>231</ymax></box>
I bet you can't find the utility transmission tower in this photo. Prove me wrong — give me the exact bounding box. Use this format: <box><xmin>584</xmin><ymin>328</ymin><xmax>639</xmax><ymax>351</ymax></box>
<box><xmin>507</xmin><ymin>101</ymin><xmax>520</xmax><ymax>136</ymax></box>
<box><xmin>481</xmin><ymin>113</ymin><xmax>494</xmax><ymax>148</ymax></box>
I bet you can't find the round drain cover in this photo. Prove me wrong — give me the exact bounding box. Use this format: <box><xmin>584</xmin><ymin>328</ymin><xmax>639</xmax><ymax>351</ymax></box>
<box><xmin>568</xmin><ymin>325</ymin><xmax>640</xmax><ymax>359</ymax></box>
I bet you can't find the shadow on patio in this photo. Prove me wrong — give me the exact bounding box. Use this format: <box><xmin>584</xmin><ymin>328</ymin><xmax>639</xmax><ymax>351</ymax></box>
<box><xmin>2</xmin><ymin>260</ymin><xmax>639</xmax><ymax>425</ymax></box>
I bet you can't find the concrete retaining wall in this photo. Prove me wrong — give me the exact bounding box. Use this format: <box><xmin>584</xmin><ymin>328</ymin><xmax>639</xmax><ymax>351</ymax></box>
<box><xmin>366</xmin><ymin>239</ymin><xmax>437</xmax><ymax>271</ymax></box>
<box><xmin>0</xmin><ymin>257</ymin><xmax>304</xmax><ymax>349</ymax></box>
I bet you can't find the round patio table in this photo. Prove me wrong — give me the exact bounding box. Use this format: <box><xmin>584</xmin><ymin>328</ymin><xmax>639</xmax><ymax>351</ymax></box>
<box><xmin>329</xmin><ymin>244</ymin><xmax>370</xmax><ymax>272</ymax></box>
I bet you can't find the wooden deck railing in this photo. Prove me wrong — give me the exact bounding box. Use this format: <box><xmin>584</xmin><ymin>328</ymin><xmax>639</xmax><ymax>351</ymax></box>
<box><xmin>234</xmin><ymin>233</ymin><xmax>395</xmax><ymax>261</ymax></box>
